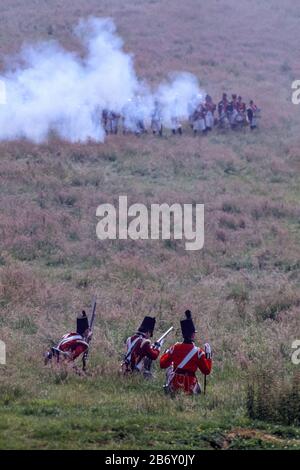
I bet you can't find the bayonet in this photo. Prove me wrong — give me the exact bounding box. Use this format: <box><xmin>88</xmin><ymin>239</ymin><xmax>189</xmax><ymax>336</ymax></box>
<box><xmin>154</xmin><ymin>326</ymin><xmax>174</xmax><ymax>349</ymax></box>
<box><xmin>144</xmin><ymin>326</ymin><xmax>174</xmax><ymax>376</ymax></box>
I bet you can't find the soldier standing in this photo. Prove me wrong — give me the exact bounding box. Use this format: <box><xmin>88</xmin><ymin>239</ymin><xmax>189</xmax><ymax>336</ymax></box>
<box><xmin>204</xmin><ymin>94</ymin><xmax>216</xmax><ymax>131</ymax></box>
<box><xmin>217</xmin><ymin>93</ymin><xmax>228</xmax><ymax>118</ymax></box>
<box><xmin>160</xmin><ymin>310</ymin><xmax>212</xmax><ymax>395</ymax></box>
<box><xmin>121</xmin><ymin>316</ymin><xmax>161</xmax><ymax>377</ymax></box>
<box><xmin>171</xmin><ymin>116</ymin><xmax>182</xmax><ymax>135</ymax></box>
<box><xmin>236</xmin><ymin>96</ymin><xmax>247</xmax><ymax>126</ymax></box>
<box><xmin>192</xmin><ymin>103</ymin><xmax>207</xmax><ymax>135</ymax></box>
<box><xmin>217</xmin><ymin>93</ymin><xmax>230</xmax><ymax>128</ymax></box>
<box><xmin>247</xmin><ymin>100</ymin><xmax>259</xmax><ymax>130</ymax></box>
<box><xmin>171</xmin><ymin>97</ymin><xmax>183</xmax><ymax>135</ymax></box>
<box><xmin>102</xmin><ymin>109</ymin><xmax>109</xmax><ymax>134</ymax></box>
<box><xmin>110</xmin><ymin>111</ymin><xmax>121</xmax><ymax>135</ymax></box>
<box><xmin>151</xmin><ymin>100</ymin><xmax>163</xmax><ymax>136</ymax></box>
<box><xmin>228</xmin><ymin>94</ymin><xmax>239</xmax><ymax>128</ymax></box>
<box><xmin>237</xmin><ymin>96</ymin><xmax>246</xmax><ymax>114</ymax></box>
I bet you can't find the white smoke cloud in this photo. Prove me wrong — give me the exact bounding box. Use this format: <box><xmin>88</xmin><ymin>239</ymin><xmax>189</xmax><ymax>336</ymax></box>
<box><xmin>156</xmin><ymin>73</ymin><xmax>205</xmax><ymax>128</ymax></box>
<box><xmin>0</xmin><ymin>17</ymin><xmax>205</xmax><ymax>143</ymax></box>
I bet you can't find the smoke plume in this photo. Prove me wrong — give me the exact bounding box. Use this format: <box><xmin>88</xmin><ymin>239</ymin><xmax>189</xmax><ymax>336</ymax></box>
<box><xmin>0</xmin><ymin>17</ymin><xmax>205</xmax><ymax>143</ymax></box>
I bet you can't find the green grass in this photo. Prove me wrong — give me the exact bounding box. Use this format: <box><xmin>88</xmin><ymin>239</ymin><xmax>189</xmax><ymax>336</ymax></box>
<box><xmin>1</xmin><ymin>369</ymin><xmax>299</xmax><ymax>450</ymax></box>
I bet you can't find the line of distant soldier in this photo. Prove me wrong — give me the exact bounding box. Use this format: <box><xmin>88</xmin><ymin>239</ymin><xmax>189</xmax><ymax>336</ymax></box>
<box><xmin>101</xmin><ymin>94</ymin><xmax>260</xmax><ymax>137</ymax></box>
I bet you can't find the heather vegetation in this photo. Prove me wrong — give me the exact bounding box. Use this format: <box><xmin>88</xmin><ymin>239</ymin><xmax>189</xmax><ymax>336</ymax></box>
<box><xmin>0</xmin><ymin>0</ymin><xmax>300</xmax><ymax>449</ymax></box>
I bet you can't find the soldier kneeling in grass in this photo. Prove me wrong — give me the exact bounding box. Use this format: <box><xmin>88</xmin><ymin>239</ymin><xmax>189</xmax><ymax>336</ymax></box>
<box><xmin>44</xmin><ymin>311</ymin><xmax>92</xmax><ymax>368</ymax></box>
<box><xmin>160</xmin><ymin>310</ymin><xmax>212</xmax><ymax>395</ymax></box>
<box><xmin>121</xmin><ymin>316</ymin><xmax>162</xmax><ymax>378</ymax></box>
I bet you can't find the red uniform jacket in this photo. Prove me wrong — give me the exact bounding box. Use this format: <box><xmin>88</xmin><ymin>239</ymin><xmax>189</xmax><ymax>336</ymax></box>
<box><xmin>57</xmin><ymin>332</ymin><xmax>89</xmax><ymax>360</ymax></box>
<box><xmin>205</xmin><ymin>102</ymin><xmax>216</xmax><ymax>113</ymax></box>
<box><xmin>237</xmin><ymin>101</ymin><xmax>246</xmax><ymax>113</ymax></box>
<box><xmin>160</xmin><ymin>341</ymin><xmax>212</xmax><ymax>394</ymax></box>
<box><xmin>125</xmin><ymin>333</ymin><xmax>159</xmax><ymax>371</ymax></box>
<box><xmin>193</xmin><ymin>105</ymin><xmax>206</xmax><ymax>120</ymax></box>
<box><xmin>218</xmin><ymin>99</ymin><xmax>228</xmax><ymax>116</ymax></box>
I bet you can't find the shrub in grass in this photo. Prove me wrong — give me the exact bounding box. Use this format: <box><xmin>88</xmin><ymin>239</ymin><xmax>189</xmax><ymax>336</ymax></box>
<box><xmin>225</xmin><ymin>258</ymin><xmax>254</xmax><ymax>271</ymax></box>
<box><xmin>219</xmin><ymin>215</ymin><xmax>238</xmax><ymax>230</ymax></box>
<box><xmin>280</xmin><ymin>61</ymin><xmax>291</xmax><ymax>74</ymax></box>
<box><xmin>255</xmin><ymin>288</ymin><xmax>300</xmax><ymax>321</ymax></box>
<box><xmin>222</xmin><ymin>201</ymin><xmax>241</xmax><ymax>214</ymax></box>
<box><xmin>0</xmin><ymin>264</ymin><xmax>40</xmax><ymax>306</ymax></box>
<box><xmin>247</xmin><ymin>370</ymin><xmax>300</xmax><ymax>426</ymax></box>
<box><xmin>0</xmin><ymin>383</ymin><xmax>25</xmax><ymax>405</ymax></box>
<box><xmin>216</xmin><ymin>229</ymin><xmax>226</xmax><ymax>243</ymax></box>
<box><xmin>226</xmin><ymin>283</ymin><xmax>249</xmax><ymax>317</ymax></box>
<box><xmin>56</xmin><ymin>192</ymin><xmax>77</xmax><ymax>207</ymax></box>
<box><xmin>219</xmin><ymin>215</ymin><xmax>246</xmax><ymax>231</ymax></box>
<box><xmin>14</xmin><ymin>316</ymin><xmax>38</xmax><ymax>334</ymax></box>
<box><xmin>11</xmin><ymin>237</ymin><xmax>37</xmax><ymax>262</ymax></box>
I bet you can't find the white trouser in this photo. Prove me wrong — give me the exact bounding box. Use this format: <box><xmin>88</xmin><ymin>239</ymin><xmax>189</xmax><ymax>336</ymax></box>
<box><xmin>205</xmin><ymin>111</ymin><xmax>214</xmax><ymax>128</ymax></box>
<box><xmin>105</xmin><ymin>119</ymin><xmax>112</xmax><ymax>133</ymax></box>
<box><xmin>111</xmin><ymin>118</ymin><xmax>119</xmax><ymax>133</ymax></box>
<box><xmin>230</xmin><ymin>109</ymin><xmax>238</xmax><ymax>125</ymax></box>
<box><xmin>236</xmin><ymin>112</ymin><xmax>245</xmax><ymax>123</ymax></box>
<box><xmin>171</xmin><ymin>117</ymin><xmax>181</xmax><ymax>130</ymax></box>
<box><xmin>193</xmin><ymin>118</ymin><xmax>206</xmax><ymax>132</ymax></box>
<box><xmin>151</xmin><ymin>118</ymin><xmax>162</xmax><ymax>133</ymax></box>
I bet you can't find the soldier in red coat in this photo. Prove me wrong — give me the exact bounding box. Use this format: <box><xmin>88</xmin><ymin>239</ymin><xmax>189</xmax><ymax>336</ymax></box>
<box><xmin>160</xmin><ymin>310</ymin><xmax>212</xmax><ymax>395</ymax></box>
<box><xmin>237</xmin><ymin>96</ymin><xmax>246</xmax><ymax>114</ymax></box>
<box><xmin>247</xmin><ymin>100</ymin><xmax>259</xmax><ymax>129</ymax></box>
<box><xmin>217</xmin><ymin>93</ymin><xmax>228</xmax><ymax>118</ymax></box>
<box><xmin>235</xmin><ymin>96</ymin><xmax>247</xmax><ymax>126</ymax></box>
<box><xmin>192</xmin><ymin>103</ymin><xmax>207</xmax><ymax>135</ymax></box>
<box><xmin>228</xmin><ymin>94</ymin><xmax>239</xmax><ymax>127</ymax></box>
<box><xmin>44</xmin><ymin>311</ymin><xmax>91</xmax><ymax>365</ymax></box>
<box><xmin>231</xmin><ymin>93</ymin><xmax>238</xmax><ymax>110</ymax></box>
<box><xmin>217</xmin><ymin>93</ymin><xmax>231</xmax><ymax>128</ymax></box>
<box><xmin>204</xmin><ymin>94</ymin><xmax>216</xmax><ymax>131</ymax></box>
<box><xmin>122</xmin><ymin>316</ymin><xmax>161</xmax><ymax>377</ymax></box>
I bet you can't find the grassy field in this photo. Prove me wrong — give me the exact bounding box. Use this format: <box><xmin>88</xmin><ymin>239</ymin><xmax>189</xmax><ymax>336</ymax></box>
<box><xmin>1</xmin><ymin>0</ymin><xmax>300</xmax><ymax>450</ymax></box>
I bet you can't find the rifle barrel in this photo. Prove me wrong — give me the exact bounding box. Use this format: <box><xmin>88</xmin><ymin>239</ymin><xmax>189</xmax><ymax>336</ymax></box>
<box><xmin>157</xmin><ymin>326</ymin><xmax>174</xmax><ymax>344</ymax></box>
<box><xmin>89</xmin><ymin>299</ymin><xmax>97</xmax><ymax>332</ymax></box>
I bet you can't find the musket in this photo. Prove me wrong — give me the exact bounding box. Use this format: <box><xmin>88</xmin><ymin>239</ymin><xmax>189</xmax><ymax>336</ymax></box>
<box><xmin>82</xmin><ymin>297</ymin><xmax>97</xmax><ymax>371</ymax></box>
<box><xmin>203</xmin><ymin>344</ymin><xmax>212</xmax><ymax>395</ymax></box>
<box><xmin>153</xmin><ymin>326</ymin><xmax>174</xmax><ymax>350</ymax></box>
<box><xmin>144</xmin><ymin>326</ymin><xmax>174</xmax><ymax>375</ymax></box>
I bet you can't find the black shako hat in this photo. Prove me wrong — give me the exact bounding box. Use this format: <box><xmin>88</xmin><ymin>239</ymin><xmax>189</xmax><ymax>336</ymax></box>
<box><xmin>180</xmin><ymin>310</ymin><xmax>196</xmax><ymax>338</ymax></box>
<box><xmin>138</xmin><ymin>316</ymin><xmax>156</xmax><ymax>336</ymax></box>
<box><xmin>77</xmin><ymin>310</ymin><xmax>89</xmax><ymax>335</ymax></box>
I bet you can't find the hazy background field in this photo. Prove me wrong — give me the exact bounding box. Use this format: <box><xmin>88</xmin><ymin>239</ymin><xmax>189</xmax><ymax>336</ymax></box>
<box><xmin>0</xmin><ymin>0</ymin><xmax>300</xmax><ymax>449</ymax></box>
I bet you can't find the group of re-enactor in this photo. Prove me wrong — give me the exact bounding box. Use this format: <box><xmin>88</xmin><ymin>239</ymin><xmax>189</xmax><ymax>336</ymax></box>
<box><xmin>102</xmin><ymin>93</ymin><xmax>260</xmax><ymax>137</ymax></box>
<box><xmin>45</xmin><ymin>310</ymin><xmax>212</xmax><ymax>396</ymax></box>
